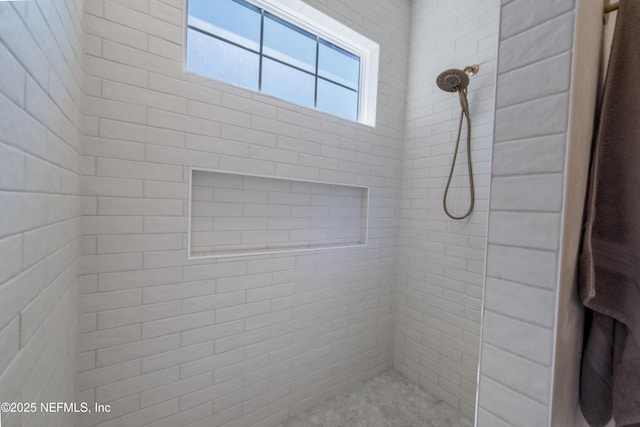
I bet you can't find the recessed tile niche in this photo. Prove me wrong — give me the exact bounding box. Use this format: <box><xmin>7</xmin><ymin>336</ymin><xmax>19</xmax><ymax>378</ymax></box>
<box><xmin>188</xmin><ymin>169</ymin><xmax>369</xmax><ymax>258</ymax></box>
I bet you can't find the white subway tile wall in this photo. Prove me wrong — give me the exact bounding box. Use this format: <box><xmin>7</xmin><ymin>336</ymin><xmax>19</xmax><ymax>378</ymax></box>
<box><xmin>393</xmin><ymin>0</ymin><xmax>499</xmax><ymax>419</ymax></box>
<box><xmin>0</xmin><ymin>0</ymin><xmax>586</xmax><ymax>425</ymax></box>
<box><xmin>190</xmin><ymin>170</ymin><xmax>368</xmax><ymax>257</ymax></box>
<box><xmin>0</xmin><ymin>1</ymin><xmax>84</xmax><ymax>426</ymax></box>
<box><xmin>477</xmin><ymin>0</ymin><xmax>577</xmax><ymax>426</ymax></box>
<box><xmin>78</xmin><ymin>0</ymin><xmax>409</xmax><ymax>426</ymax></box>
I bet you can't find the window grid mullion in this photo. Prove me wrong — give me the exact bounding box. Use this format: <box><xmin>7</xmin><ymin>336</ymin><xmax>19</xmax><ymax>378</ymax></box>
<box><xmin>258</xmin><ymin>9</ymin><xmax>265</xmax><ymax>91</ymax></box>
<box><xmin>314</xmin><ymin>36</ymin><xmax>319</xmax><ymax>108</ymax></box>
<box><xmin>189</xmin><ymin>25</ymin><xmax>358</xmax><ymax>94</ymax></box>
<box><xmin>188</xmin><ymin>25</ymin><xmax>260</xmax><ymax>55</ymax></box>
<box><xmin>187</xmin><ymin>0</ymin><xmax>362</xmax><ymax>121</ymax></box>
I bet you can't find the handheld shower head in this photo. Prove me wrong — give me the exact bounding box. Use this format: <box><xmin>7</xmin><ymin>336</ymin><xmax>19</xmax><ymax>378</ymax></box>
<box><xmin>435</xmin><ymin>64</ymin><xmax>480</xmax><ymax>220</ymax></box>
<box><xmin>435</xmin><ymin>65</ymin><xmax>479</xmax><ymax>92</ymax></box>
<box><xmin>436</xmin><ymin>69</ymin><xmax>469</xmax><ymax>92</ymax></box>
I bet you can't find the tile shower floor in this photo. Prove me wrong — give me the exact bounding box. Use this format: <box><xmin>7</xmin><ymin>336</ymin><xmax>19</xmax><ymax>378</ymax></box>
<box><xmin>278</xmin><ymin>370</ymin><xmax>473</xmax><ymax>427</ymax></box>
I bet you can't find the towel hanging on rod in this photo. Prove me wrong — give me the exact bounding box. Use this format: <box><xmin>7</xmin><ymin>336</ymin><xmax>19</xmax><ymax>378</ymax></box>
<box><xmin>605</xmin><ymin>2</ymin><xmax>620</xmax><ymax>13</ymax></box>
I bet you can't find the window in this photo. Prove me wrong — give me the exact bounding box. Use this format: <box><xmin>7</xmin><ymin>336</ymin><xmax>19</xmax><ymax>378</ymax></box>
<box><xmin>185</xmin><ymin>0</ymin><xmax>379</xmax><ymax>125</ymax></box>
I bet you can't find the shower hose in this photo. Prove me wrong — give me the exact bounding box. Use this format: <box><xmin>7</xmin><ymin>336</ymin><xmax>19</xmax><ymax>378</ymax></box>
<box><xmin>443</xmin><ymin>87</ymin><xmax>475</xmax><ymax>220</ymax></box>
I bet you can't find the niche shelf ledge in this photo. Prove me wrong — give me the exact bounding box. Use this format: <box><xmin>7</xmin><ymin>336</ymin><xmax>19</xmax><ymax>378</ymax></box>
<box><xmin>188</xmin><ymin>168</ymin><xmax>369</xmax><ymax>259</ymax></box>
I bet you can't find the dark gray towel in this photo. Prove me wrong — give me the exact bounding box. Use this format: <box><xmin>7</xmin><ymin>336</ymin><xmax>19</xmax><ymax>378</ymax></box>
<box><xmin>580</xmin><ymin>0</ymin><xmax>640</xmax><ymax>426</ymax></box>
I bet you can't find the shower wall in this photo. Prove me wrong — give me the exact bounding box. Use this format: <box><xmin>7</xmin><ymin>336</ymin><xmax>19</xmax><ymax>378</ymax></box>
<box><xmin>477</xmin><ymin>1</ymin><xmax>583</xmax><ymax>426</ymax></box>
<box><xmin>77</xmin><ymin>0</ymin><xmax>409</xmax><ymax>426</ymax></box>
<box><xmin>394</xmin><ymin>0</ymin><xmax>499</xmax><ymax>419</ymax></box>
<box><xmin>0</xmin><ymin>1</ymin><xmax>84</xmax><ymax>426</ymax></box>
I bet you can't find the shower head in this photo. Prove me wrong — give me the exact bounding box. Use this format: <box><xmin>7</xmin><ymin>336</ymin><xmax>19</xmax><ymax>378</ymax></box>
<box><xmin>435</xmin><ymin>65</ymin><xmax>479</xmax><ymax>92</ymax></box>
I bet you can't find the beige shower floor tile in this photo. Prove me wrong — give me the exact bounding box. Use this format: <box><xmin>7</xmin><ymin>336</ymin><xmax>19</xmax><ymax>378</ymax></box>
<box><xmin>278</xmin><ymin>370</ymin><xmax>473</xmax><ymax>427</ymax></box>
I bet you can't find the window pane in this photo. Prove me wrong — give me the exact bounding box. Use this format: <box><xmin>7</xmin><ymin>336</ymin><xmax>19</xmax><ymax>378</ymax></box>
<box><xmin>263</xmin><ymin>13</ymin><xmax>316</xmax><ymax>73</ymax></box>
<box><xmin>261</xmin><ymin>58</ymin><xmax>314</xmax><ymax>108</ymax></box>
<box><xmin>318</xmin><ymin>40</ymin><xmax>360</xmax><ymax>90</ymax></box>
<box><xmin>188</xmin><ymin>0</ymin><xmax>260</xmax><ymax>51</ymax></box>
<box><xmin>187</xmin><ymin>28</ymin><xmax>259</xmax><ymax>90</ymax></box>
<box><xmin>316</xmin><ymin>78</ymin><xmax>358</xmax><ymax>121</ymax></box>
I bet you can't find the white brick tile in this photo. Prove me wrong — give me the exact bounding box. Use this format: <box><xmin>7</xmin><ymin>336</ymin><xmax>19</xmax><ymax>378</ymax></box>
<box><xmin>215</xmin><ymin>301</ymin><xmax>271</xmax><ymax>323</ymax></box>
<box><xmin>478</xmin><ymin>377</ymin><xmax>549</xmax><ymax>427</ymax></box>
<box><xmin>96</xmin><ymin>366</ymin><xmax>179</xmax><ymax>402</ymax></box>
<box><xmin>97</xmin><ymin>233</ymin><xmax>182</xmax><ymax>254</ymax></box>
<box><xmin>183</xmin><ymin>262</ymin><xmax>247</xmax><ymax>282</ymax></box>
<box><xmin>182</xmin><ymin>291</ymin><xmax>245</xmax><ymax>314</ymax></box>
<box><xmin>148</xmin><ymin>35</ymin><xmax>181</xmax><ymax>60</ymax></box>
<box><xmin>142</xmin><ymin>279</ymin><xmax>215</xmax><ymax>304</ymax></box>
<box><xmin>82</xmin><ymin>216</ymin><xmax>144</xmax><ymax>235</ymax></box>
<box><xmin>219</xmin><ymin>154</ymin><xmax>276</xmax><ymax>176</ymax></box>
<box><xmin>188</xmin><ymin>100</ymin><xmax>251</xmax><ymax>128</ymax></box>
<box><xmin>102</xmin><ymin>79</ymin><xmax>186</xmax><ymax>114</ymax></box>
<box><xmin>97</xmin><ymin>158</ymin><xmax>183</xmax><ymax>182</ymax></box>
<box><xmin>484</xmin><ymin>277</ymin><xmax>554</xmax><ymax>327</ymax></box>
<box><xmin>20</xmin><ymin>265</ymin><xmax>76</xmax><ymax>343</ymax></box>
<box><xmin>81</xmin><ymin>253</ymin><xmax>143</xmax><ymax>275</ymax></box>
<box><xmin>0</xmin><ymin>91</ymin><xmax>48</xmax><ymax>159</ymax></box>
<box><xmin>77</xmin><ymin>359</ymin><xmax>140</xmax><ymax>391</ymax></box>
<box><xmin>0</xmin><ymin>143</ymin><xmax>25</xmax><ymax>191</ymax></box>
<box><xmin>82</xmin><ymin>176</ymin><xmax>143</xmax><ymax>197</ymax></box>
<box><xmin>78</xmin><ymin>324</ymin><xmax>141</xmax><ymax>352</ymax></box>
<box><xmin>490</xmin><ymin>174</ymin><xmax>564</xmax><ymax>212</ymax></box>
<box><xmin>0</xmin><ymin>6</ymin><xmax>49</xmax><ymax>88</ymax></box>
<box><xmin>149</xmin><ymin>73</ymin><xmax>222</xmax><ymax>105</ymax></box>
<box><xmin>0</xmin><ymin>316</ymin><xmax>20</xmax><ymax>375</ymax></box>
<box><xmin>142</xmin><ymin>342</ymin><xmax>213</xmax><ymax>373</ymax></box>
<box><xmin>97</xmin><ymin>334</ymin><xmax>180</xmax><ymax>367</ymax></box>
<box><xmin>97</xmin><ymin>301</ymin><xmax>182</xmax><ymax>329</ymax></box>
<box><xmin>82</xmin><ymin>137</ymin><xmax>140</xmax><ymax>169</ymax></box>
<box><xmin>213</xmin><ymin>354</ymin><xmax>270</xmax><ymax>384</ymax></box>
<box><xmin>476</xmin><ymin>409</ymin><xmax>512</xmax><ymax>427</ymax></box>
<box><xmin>0</xmin><ymin>234</ymin><xmax>22</xmax><ymax>285</ymax></box>
<box><xmin>24</xmin><ymin>155</ymin><xmax>62</xmax><ymax>193</ymax></box>
<box><xmin>78</xmin><ymin>351</ymin><xmax>96</xmax><ymax>373</ymax></box>
<box><xmin>79</xmin><ymin>395</ymin><xmax>140</xmax><ymax>427</ymax></box>
<box><xmin>99</xmin><ymin>119</ymin><xmax>185</xmax><ymax>147</ymax></box>
<box><xmin>144</xmin><ymin>181</ymin><xmax>188</xmax><ymax>199</ymax></box>
<box><xmin>80</xmin><ymin>289</ymin><xmax>142</xmax><ymax>313</ymax></box>
<box><xmin>104</xmin><ymin>0</ymin><xmax>181</xmax><ymax>42</ymax></box>
<box><xmin>486</xmin><ymin>244</ymin><xmax>557</xmax><ymax>289</ymax></box>
<box><xmin>99</xmin><ymin>399</ymin><xmax>179</xmax><ymax>427</ymax></box>
<box><xmin>496</xmin><ymin>52</ymin><xmax>571</xmax><ymax>108</ymax></box>
<box><xmin>98</xmin><ymin>197</ymin><xmax>183</xmax><ymax>216</ymax></box>
<box><xmin>84</xmin><ymin>96</ymin><xmax>147</xmax><ymax>124</ymax></box>
<box><xmin>501</xmin><ymin>0</ymin><xmax>574</xmax><ymax>40</ymax></box>
<box><xmin>180</xmin><ymin>320</ymin><xmax>245</xmax><ymax>346</ymax></box>
<box><xmin>480</xmin><ymin>344</ymin><xmax>550</xmax><ymax>404</ymax></box>
<box><xmin>178</xmin><ymin>376</ymin><xmax>243</xmax><ymax>410</ymax></box>
<box><xmin>213</xmin><ymin>380</ymin><xmax>268</xmax><ymax>412</ymax></box>
<box><xmin>148</xmin><ymin>108</ymin><xmax>220</xmax><ymax>136</ymax></box>
<box><xmin>142</xmin><ymin>311</ymin><xmax>214</xmax><ymax>339</ymax></box>
<box><xmin>143</xmin><ymin>249</ymin><xmax>187</xmax><ymax>269</ymax></box>
<box><xmin>0</xmin><ymin>42</ymin><xmax>26</xmax><ymax>106</ymax></box>
<box><xmin>84</xmin><ymin>13</ymin><xmax>148</xmax><ymax>50</ymax></box>
<box><xmin>216</xmin><ymin>273</ymin><xmax>272</xmax><ymax>292</ymax></box>
<box><xmin>482</xmin><ymin>310</ymin><xmax>553</xmax><ymax>366</ymax></box>
<box><xmin>488</xmin><ymin>212</ymin><xmax>560</xmax><ymax>251</ymax></box>
<box><xmin>142</xmin><ymin>402</ymin><xmax>212</xmax><ymax>427</ymax></box>
<box><xmin>492</xmin><ymin>134</ymin><xmax>565</xmax><ymax>176</ymax></box>
<box><xmin>140</xmin><ymin>372</ymin><xmax>212</xmax><ymax>408</ymax></box>
<box><xmin>495</xmin><ymin>93</ymin><xmax>569</xmax><ymax>142</ymax></box>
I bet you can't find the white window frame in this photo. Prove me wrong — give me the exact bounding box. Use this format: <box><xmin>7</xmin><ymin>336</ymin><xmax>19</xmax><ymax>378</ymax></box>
<box><xmin>182</xmin><ymin>0</ymin><xmax>380</xmax><ymax>126</ymax></box>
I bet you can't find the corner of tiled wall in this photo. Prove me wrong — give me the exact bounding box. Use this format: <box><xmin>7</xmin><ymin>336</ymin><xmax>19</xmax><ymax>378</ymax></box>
<box><xmin>76</xmin><ymin>0</ymin><xmax>410</xmax><ymax>426</ymax></box>
<box><xmin>393</xmin><ymin>0</ymin><xmax>500</xmax><ymax>420</ymax></box>
<box><xmin>0</xmin><ymin>0</ymin><xmax>85</xmax><ymax>426</ymax></box>
<box><xmin>477</xmin><ymin>1</ymin><xmax>580</xmax><ymax>426</ymax></box>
